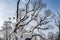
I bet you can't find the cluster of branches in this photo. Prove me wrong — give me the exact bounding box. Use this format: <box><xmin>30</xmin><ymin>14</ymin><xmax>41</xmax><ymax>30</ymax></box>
<box><xmin>9</xmin><ymin>0</ymin><xmax>55</xmax><ymax>40</ymax></box>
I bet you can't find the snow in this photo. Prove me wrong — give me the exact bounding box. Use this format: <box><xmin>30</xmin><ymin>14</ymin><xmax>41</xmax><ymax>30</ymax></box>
<box><xmin>10</xmin><ymin>11</ymin><xmax>59</xmax><ymax>40</ymax></box>
<box><xmin>23</xmin><ymin>11</ymin><xmax>59</xmax><ymax>39</ymax></box>
<box><xmin>10</xmin><ymin>0</ymin><xmax>59</xmax><ymax>40</ymax></box>
<box><xmin>33</xmin><ymin>20</ymin><xmax>59</xmax><ymax>39</ymax></box>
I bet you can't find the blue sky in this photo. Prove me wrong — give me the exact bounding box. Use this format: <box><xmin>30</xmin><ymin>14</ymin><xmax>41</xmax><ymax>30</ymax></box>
<box><xmin>0</xmin><ymin>0</ymin><xmax>60</xmax><ymax>29</ymax></box>
<box><xmin>45</xmin><ymin>0</ymin><xmax>60</xmax><ymax>12</ymax></box>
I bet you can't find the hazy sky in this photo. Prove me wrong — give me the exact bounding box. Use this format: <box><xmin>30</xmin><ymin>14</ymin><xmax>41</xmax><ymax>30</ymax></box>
<box><xmin>0</xmin><ymin>0</ymin><xmax>60</xmax><ymax>29</ymax></box>
<box><xmin>0</xmin><ymin>0</ymin><xmax>16</xmax><ymax>29</ymax></box>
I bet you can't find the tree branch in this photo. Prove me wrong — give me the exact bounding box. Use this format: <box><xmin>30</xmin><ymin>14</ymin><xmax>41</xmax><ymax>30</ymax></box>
<box><xmin>17</xmin><ymin>0</ymin><xmax>21</xmax><ymax>22</ymax></box>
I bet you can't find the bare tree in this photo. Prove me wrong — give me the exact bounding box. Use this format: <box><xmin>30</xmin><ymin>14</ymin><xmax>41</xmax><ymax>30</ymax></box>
<box><xmin>47</xmin><ymin>32</ymin><xmax>54</xmax><ymax>40</ymax></box>
<box><xmin>14</xmin><ymin>0</ymin><xmax>46</xmax><ymax>33</ymax></box>
<box><xmin>55</xmin><ymin>11</ymin><xmax>60</xmax><ymax>40</ymax></box>
<box><xmin>9</xmin><ymin>0</ymin><xmax>55</xmax><ymax>40</ymax></box>
<box><xmin>2</xmin><ymin>21</ymin><xmax>12</xmax><ymax>40</ymax></box>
